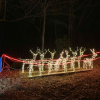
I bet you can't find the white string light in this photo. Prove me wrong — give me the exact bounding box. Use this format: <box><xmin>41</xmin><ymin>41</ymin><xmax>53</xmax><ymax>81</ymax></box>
<box><xmin>83</xmin><ymin>49</ymin><xmax>97</xmax><ymax>69</ymax></box>
<box><xmin>29</xmin><ymin>50</ymin><xmax>38</xmax><ymax>60</ymax></box>
<box><xmin>38</xmin><ymin>48</ymin><xmax>47</xmax><ymax>71</ymax></box>
<box><xmin>78</xmin><ymin>47</ymin><xmax>86</xmax><ymax>68</ymax></box>
<box><xmin>48</xmin><ymin>60</ymin><xmax>53</xmax><ymax>74</ymax></box>
<box><xmin>48</xmin><ymin>49</ymin><xmax>56</xmax><ymax>59</ymax></box>
<box><xmin>38</xmin><ymin>62</ymin><xmax>42</xmax><ymax>76</ymax></box>
<box><xmin>22</xmin><ymin>62</ymin><xmax>25</xmax><ymax>73</ymax></box>
<box><xmin>28</xmin><ymin>60</ymin><xmax>34</xmax><ymax>77</ymax></box>
<box><xmin>62</xmin><ymin>50</ymin><xmax>70</xmax><ymax>72</ymax></box>
<box><xmin>69</xmin><ymin>47</ymin><xmax>78</xmax><ymax>71</ymax></box>
<box><xmin>54</xmin><ymin>58</ymin><xmax>61</xmax><ymax>73</ymax></box>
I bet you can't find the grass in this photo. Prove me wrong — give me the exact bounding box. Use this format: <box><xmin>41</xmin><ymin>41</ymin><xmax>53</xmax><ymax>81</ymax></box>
<box><xmin>0</xmin><ymin>59</ymin><xmax>100</xmax><ymax>100</ymax></box>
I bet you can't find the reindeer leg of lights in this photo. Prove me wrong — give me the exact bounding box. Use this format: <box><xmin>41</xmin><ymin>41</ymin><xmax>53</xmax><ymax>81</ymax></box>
<box><xmin>63</xmin><ymin>58</ymin><xmax>67</xmax><ymax>72</ymax></box>
<box><xmin>78</xmin><ymin>57</ymin><xmax>81</xmax><ymax>69</ymax></box>
<box><xmin>83</xmin><ymin>59</ymin><xmax>88</xmax><ymax>69</ymax></box>
<box><xmin>83</xmin><ymin>58</ymin><xmax>91</xmax><ymax>69</ymax></box>
<box><xmin>91</xmin><ymin>60</ymin><xmax>93</xmax><ymax>69</ymax></box>
<box><xmin>57</xmin><ymin>59</ymin><xmax>61</xmax><ymax>72</ymax></box>
<box><xmin>54</xmin><ymin>59</ymin><xmax>59</xmax><ymax>73</ymax></box>
<box><xmin>29</xmin><ymin>65</ymin><xmax>32</xmax><ymax>77</ymax></box>
<box><xmin>38</xmin><ymin>62</ymin><xmax>42</xmax><ymax>76</ymax></box>
<box><xmin>72</xmin><ymin>58</ymin><xmax>75</xmax><ymax>71</ymax></box>
<box><xmin>48</xmin><ymin>49</ymin><xmax>56</xmax><ymax>70</ymax></box>
<box><xmin>29</xmin><ymin>61</ymin><xmax>34</xmax><ymax>77</ymax></box>
<box><xmin>48</xmin><ymin>61</ymin><xmax>52</xmax><ymax>74</ymax></box>
<box><xmin>22</xmin><ymin>62</ymin><xmax>25</xmax><ymax>73</ymax></box>
<box><xmin>65</xmin><ymin>50</ymin><xmax>70</xmax><ymax>72</ymax></box>
<box><xmin>70</xmin><ymin>57</ymin><xmax>75</xmax><ymax>71</ymax></box>
<box><xmin>41</xmin><ymin>60</ymin><xmax>44</xmax><ymax>71</ymax></box>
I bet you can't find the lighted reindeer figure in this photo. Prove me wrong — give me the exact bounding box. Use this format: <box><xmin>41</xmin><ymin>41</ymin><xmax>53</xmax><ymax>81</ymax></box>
<box><xmin>54</xmin><ymin>58</ymin><xmax>62</xmax><ymax>73</ymax></box>
<box><xmin>69</xmin><ymin>47</ymin><xmax>78</xmax><ymax>71</ymax></box>
<box><xmin>53</xmin><ymin>50</ymin><xmax>64</xmax><ymax>73</ymax></box>
<box><xmin>62</xmin><ymin>50</ymin><xmax>70</xmax><ymax>72</ymax></box>
<box><xmin>83</xmin><ymin>48</ymin><xmax>97</xmax><ymax>69</ymax></box>
<box><xmin>77</xmin><ymin>47</ymin><xmax>86</xmax><ymax>68</ymax></box>
<box><xmin>28</xmin><ymin>60</ymin><xmax>34</xmax><ymax>77</ymax></box>
<box><xmin>48</xmin><ymin>49</ymin><xmax>56</xmax><ymax>59</ymax></box>
<box><xmin>48</xmin><ymin>49</ymin><xmax>56</xmax><ymax>70</ymax></box>
<box><xmin>60</xmin><ymin>50</ymin><xmax>64</xmax><ymax>59</ymax></box>
<box><xmin>90</xmin><ymin>48</ymin><xmax>97</xmax><ymax>59</ymax></box>
<box><xmin>29</xmin><ymin>49</ymin><xmax>39</xmax><ymax>60</ymax></box>
<box><xmin>48</xmin><ymin>60</ymin><xmax>53</xmax><ymax>74</ymax></box>
<box><xmin>38</xmin><ymin>48</ymin><xmax>47</xmax><ymax>71</ymax></box>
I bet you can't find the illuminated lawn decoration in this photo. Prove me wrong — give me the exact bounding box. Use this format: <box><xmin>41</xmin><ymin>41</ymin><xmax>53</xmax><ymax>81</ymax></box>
<box><xmin>54</xmin><ymin>50</ymin><xmax>64</xmax><ymax>73</ymax></box>
<box><xmin>48</xmin><ymin>60</ymin><xmax>53</xmax><ymax>74</ymax></box>
<box><xmin>62</xmin><ymin>58</ymin><xmax>67</xmax><ymax>72</ymax></box>
<box><xmin>62</xmin><ymin>50</ymin><xmax>70</xmax><ymax>72</ymax></box>
<box><xmin>69</xmin><ymin>47</ymin><xmax>78</xmax><ymax>71</ymax></box>
<box><xmin>29</xmin><ymin>49</ymin><xmax>39</xmax><ymax>60</ymax></box>
<box><xmin>38</xmin><ymin>62</ymin><xmax>42</xmax><ymax>76</ymax></box>
<box><xmin>21</xmin><ymin>59</ymin><xmax>29</xmax><ymax>73</ymax></box>
<box><xmin>22</xmin><ymin>62</ymin><xmax>25</xmax><ymax>73</ymax></box>
<box><xmin>83</xmin><ymin>49</ymin><xmax>97</xmax><ymax>69</ymax></box>
<box><xmin>60</xmin><ymin>50</ymin><xmax>64</xmax><ymax>59</ymax></box>
<box><xmin>48</xmin><ymin>49</ymin><xmax>56</xmax><ymax>59</ymax></box>
<box><xmin>48</xmin><ymin>49</ymin><xmax>56</xmax><ymax>70</ymax></box>
<box><xmin>90</xmin><ymin>48</ymin><xmax>97</xmax><ymax>59</ymax></box>
<box><xmin>1</xmin><ymin>48</ymin><xmax>100</xmax><ymax>79</ymax></box>
<box><xmin>38</xmin><ymin>48</ymin><xmax>47</xmax><ymax>71</ymax></box>
<box><xmin>83</xmin><ymin>58</ymin><xmax>93</xmax><ymax>69</ymax></box>
<box><xmin>54</xmin><ymin>58</ymin><xmax>61</xmax><ymax>73</ymax></box>
<box><xmin>70</xmin><ymin>57</ymin><xmax>75</xmax><ymax>71</ymax></box>
<box><xmin>28</xmin><ymin>60</ymin><xmax>34</xmax><ymax>77</ymax></box>
<box><xmin>78</xmin><ymin>47</ymin><xmax>86</xmax><ymax>68</ymax></box>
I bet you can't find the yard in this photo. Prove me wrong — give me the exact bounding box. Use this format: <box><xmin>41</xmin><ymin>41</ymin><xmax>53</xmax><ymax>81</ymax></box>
<box><xmin>0</xmin><ymin>59</ymin><xmax>100</xmax><ymax>100</ymax></box>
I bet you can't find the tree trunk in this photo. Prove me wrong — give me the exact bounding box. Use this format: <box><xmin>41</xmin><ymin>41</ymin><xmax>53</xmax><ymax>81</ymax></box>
<box><xmin>42</xmin><ymin>9</ymin><xmax>46</xmax><ymax>52</ymax></box>
<box><xmin>69</xmin><ymin>0</ymin><xmax>74</xmax><ymax>46</ymax></box>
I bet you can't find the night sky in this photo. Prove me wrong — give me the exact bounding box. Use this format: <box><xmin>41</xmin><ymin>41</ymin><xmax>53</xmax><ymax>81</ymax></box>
<box><xmin>0</xmin><ymin>0</ymin><xmax>100</xmax><ymax>59</ymax></box>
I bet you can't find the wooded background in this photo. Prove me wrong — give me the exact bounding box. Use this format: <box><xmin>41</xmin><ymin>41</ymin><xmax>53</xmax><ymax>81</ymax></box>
<box><xmin>0</xmin><ymin>0</ymin><xmax>100</xmax><ymax>58</ymax></box>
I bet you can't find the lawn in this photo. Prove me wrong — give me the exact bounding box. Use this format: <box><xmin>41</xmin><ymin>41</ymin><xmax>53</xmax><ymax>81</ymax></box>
<box><xmin>0</xmin><ymin>59</ymin><xmax>100</xmax><ymax>100</ymax></box>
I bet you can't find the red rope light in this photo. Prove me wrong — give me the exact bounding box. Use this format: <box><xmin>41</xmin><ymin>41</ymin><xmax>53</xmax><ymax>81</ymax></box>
<box><xmin>1</xmin><ymin>51</ymin><xmax>100</xmax><ymax>66</ymax></box>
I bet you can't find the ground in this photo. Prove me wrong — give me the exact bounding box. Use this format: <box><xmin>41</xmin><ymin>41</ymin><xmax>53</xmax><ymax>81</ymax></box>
<box><xmin>0</xmin><ymin>59</ymin><xmax>100</xmax><ymax>100</ymax></box>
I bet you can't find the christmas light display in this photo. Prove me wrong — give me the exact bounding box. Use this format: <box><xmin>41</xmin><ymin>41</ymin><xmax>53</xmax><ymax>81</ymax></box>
<box><xmin>65</xmin><ymin>50</ymin><xmax>70</xmax><ymax>59</ymax></box>
<box><xmin>62</xmin><ymin>58</ymin><xmax>67</xmax><ymax>72</ymax></box>
<box><xmin>48</xmin><ymin>49</ymin><xmax>56</xmax><ymax>59</ymax></box>
<box><xmin>29</xmin><ymin>49</ymin><xmax>38</xmax><ymax>60</ymax></box>
<box><xmin>48</xmin><ymin>60</ymin><xmax>53</xmax><ymax>74</ymax></box>
<box><xmin>54</xmin><ymin>58</ymin><xmax>61</xmax><ymax>73</ymax></box>
<box><xmin>22</xmin><ymin>62</ymin><xmax>25</xmax><ymax>73</ymax></box>
<box><xmin>38</xmin><ymin>48</ymin><xmax>47</xmax><ymax>71</ymax></box>
<box><xmin>1</xmin><ymin>47</ymin><xmax>100</xmax><ymax>78</ymax></box>
<box><xmin>90</xmin><ymin>48</ymin><xmax>97</xmax><ymax>59</ymax></box>
<box><xmin>28</xmin><ymin>60</ymin><xmax>34</xmax><ymax>77</ymax></box>
<box><xmin>59</xmin><ymin>50</ymin><xmax>64</xmax><ymax>59</ymax></box>
<box><xmin>69</xmin><ymin>47</ymin><xmax>78</xmax><ymax>71</ymax></box>
<box><xmin>83</xmin><ymin>58</ymin><xmax>92</xmax><ymax>69</ymax></box>
<box><xmin>78</xmin><ymin>47</ymin><xmax>86</xmax><ymax>68</ymax></box>
<box><xmin>48</xmin><ymin>49</ymin><xmax>56</xmax><ymax>71</ymax></box>
<box><xmin>38</xmin><ymin>62</ymin><xmax>42</xmax><ymax>76</ymax></box>
<box><xmin>83</xmin><ymin>49</ymin><xmax>97</xmax><ymax>69</ymax></box>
